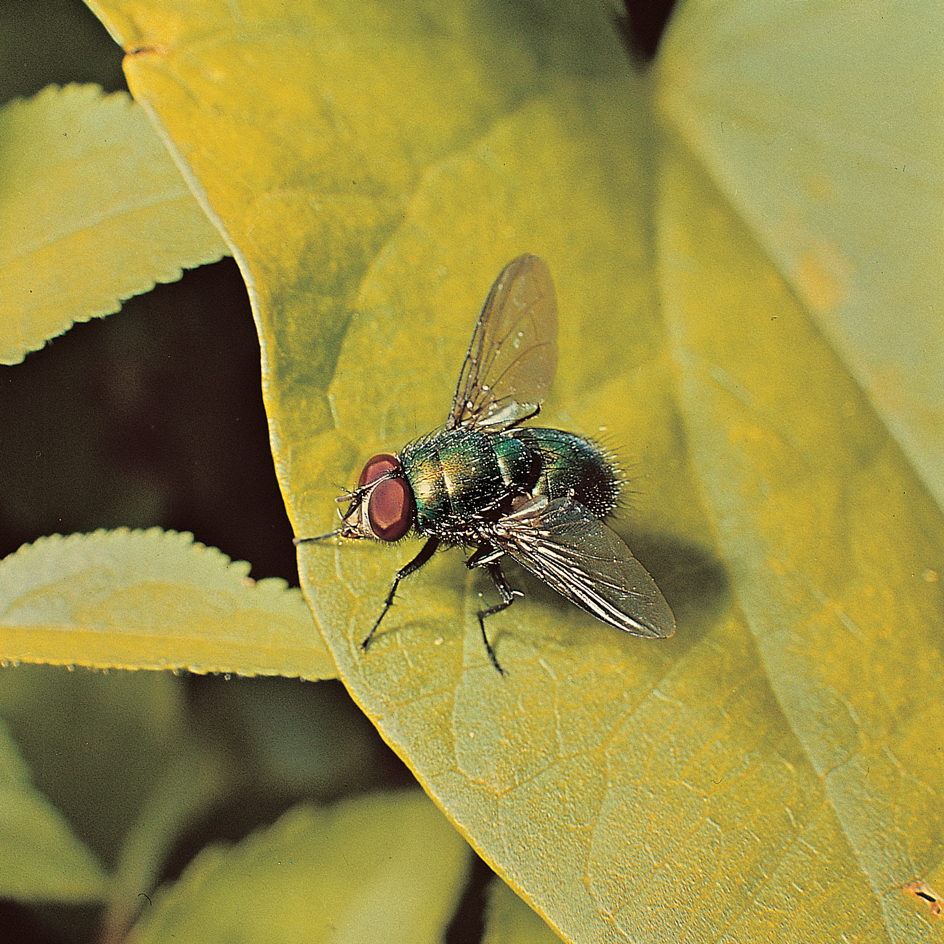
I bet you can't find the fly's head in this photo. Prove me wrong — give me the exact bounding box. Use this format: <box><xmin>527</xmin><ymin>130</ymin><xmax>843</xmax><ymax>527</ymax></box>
<box><xmin>338</xmin><ymin>453</ymin><xmax>415</xmax><ymax>542</ymax></box>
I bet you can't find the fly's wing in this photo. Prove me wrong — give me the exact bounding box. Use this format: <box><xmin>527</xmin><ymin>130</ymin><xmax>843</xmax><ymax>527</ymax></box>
<box><xmin>447</xmin><ymin>254</ymin><xmax>558</xmax><ymax>431</ymax></box>
<box><xmin>489</xmin><ymin>496</ymin><xmax>676</xmax><ymax>638</ymax></box>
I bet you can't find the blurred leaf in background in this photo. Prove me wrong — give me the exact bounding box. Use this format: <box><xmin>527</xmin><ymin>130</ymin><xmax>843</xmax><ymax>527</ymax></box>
<box><xmin>130</xmin><ymin>791</ymin><xmax>470</xmax><ymax>944</ymax></box>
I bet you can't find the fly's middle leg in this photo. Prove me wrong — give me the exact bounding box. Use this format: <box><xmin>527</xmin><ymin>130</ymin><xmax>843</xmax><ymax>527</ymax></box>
<box><xmin>466</xmin><ymin>544</ymin><xmax>521</xmax><ymax>675</ymax></box>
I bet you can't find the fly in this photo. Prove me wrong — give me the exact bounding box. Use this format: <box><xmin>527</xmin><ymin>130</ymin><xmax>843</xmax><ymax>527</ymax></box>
<box><xmin>296</xmin><ymin>255</ymin><xmax>676</xmax><ymax>674</ymax></box>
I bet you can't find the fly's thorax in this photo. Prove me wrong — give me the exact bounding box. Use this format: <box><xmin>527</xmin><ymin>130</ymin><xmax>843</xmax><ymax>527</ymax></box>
<box><xmin>508</xmin><ymin>428</ymin><xmax>620</xmax><ymax>518</ymax></box>
<box><xmin>398</xmin><ymin>435</ymin><xmax>448</xmax><ymax>531</ymax></box>
<box><xmin>399</xmin><ymin>428</ymin><xmax>540</xmax><ymax>535</ymax></box>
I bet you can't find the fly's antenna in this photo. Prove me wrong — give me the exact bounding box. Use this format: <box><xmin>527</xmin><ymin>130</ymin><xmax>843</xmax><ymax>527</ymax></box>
<box><xmin>294</xmin><ymin>499</ymin><xmax>349</xmax><ymax>545</ymax></box>
<box><xmin>293</xmin><ymin>528</ymin><xmax>342</xmax><ymax>545</ymax></box>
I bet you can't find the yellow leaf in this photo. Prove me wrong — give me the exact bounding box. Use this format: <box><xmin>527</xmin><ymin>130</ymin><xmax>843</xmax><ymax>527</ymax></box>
<box><xmin>0</xmin><ymin>529</ymin><xmax>335</xmax><ymax>681</ymax></box>
<box><xmin>656</xmin><ymin>0</ymin><xmax>944</xmax><ymax>511</ymax></box>
<box><xmin>0</xmin><ymin>84</ymin><xmax>227</xmax><ymax>363</ymax></box>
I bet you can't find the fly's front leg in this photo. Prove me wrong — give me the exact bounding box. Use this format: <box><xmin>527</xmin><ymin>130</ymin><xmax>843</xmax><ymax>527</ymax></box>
<box><xmin>466</xmin><ymin>544</ymin><xmax>521</xmax><ymax>675</ymax></box>
<box><xmin>361</xmin><ymin>537</ymin><xmax>440</xmax><ymax>652</ymax></box>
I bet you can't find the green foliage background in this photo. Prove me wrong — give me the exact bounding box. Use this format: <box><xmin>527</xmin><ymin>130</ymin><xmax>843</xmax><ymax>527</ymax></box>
<box><xmin>0</xmin><ymin>1</ymin><xmax>941</xmax><ymax>942</ymax></box>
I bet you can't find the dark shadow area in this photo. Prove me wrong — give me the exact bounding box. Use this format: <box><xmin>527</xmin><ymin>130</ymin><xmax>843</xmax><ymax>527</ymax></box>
<box><xmin>0</xmin><ymin>0</ymin><xmax>126</xmax><ymax>105</ymax></box>
<box><xmin>612</xmin><ymin>0</ymin><xmax>680</xmax><ymax>63</ymax></box>
<box><xmin>445</xmin><ymin>854</ymin><xmax>496</xmax><ymax>944</ymax></box>
<box><xmin>0</xmin><ymin>902</ymin><xmax>98</xmax><ymax>944</ymax></box>
<box><xmin>627</xmin><ymin>528</ymin><xmax>731</xmax><ymax>635</ymax></box>
<box><xmin>0</xmin><ymin>258</ymin><xmax>297</xmax><ymax>584</ymax></box>
<box><xmin>162</xmin><ymin>676</ymin><xmax>416</xmax><ymax>884</ymax></box>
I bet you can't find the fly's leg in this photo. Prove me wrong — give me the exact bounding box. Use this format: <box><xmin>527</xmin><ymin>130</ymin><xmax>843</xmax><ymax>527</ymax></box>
<box><xmin>477</xmin><ymin>563</ymin><xmax>521</xmax><ymax>675</ymax></box>
<box><xmin>466</xmin><ymin>545</ymin><xmax>521</xmax><ymax>675</ymax></box>
<box><xmin>361</xmin><ymin>537</ymin><xmax>440</xmax><ymax>652</ymax></box>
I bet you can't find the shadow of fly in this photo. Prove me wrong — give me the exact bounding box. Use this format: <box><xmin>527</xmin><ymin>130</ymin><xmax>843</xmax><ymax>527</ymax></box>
<box><xmin>296</xmin><ymin>255</ymin><xmax>675</xmax><ymax>674</ymax></box>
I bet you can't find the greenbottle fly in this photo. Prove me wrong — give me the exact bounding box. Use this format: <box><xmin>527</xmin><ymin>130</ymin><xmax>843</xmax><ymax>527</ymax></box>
<box><xmin>297</xmin><ymin>255</ymin><xmax>676</xmax><ymax>674</ymax></box>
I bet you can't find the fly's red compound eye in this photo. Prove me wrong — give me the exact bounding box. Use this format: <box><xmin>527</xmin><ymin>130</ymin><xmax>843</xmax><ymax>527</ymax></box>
<box><xmin>354</xmin><ymin>453</ymin><xmax>413</xmax><ymax>541</ymax></box>
<box><xmin>358</xmin><ymin>453</ymin><xmax>400</xmax><ymax>488</ymax></box>
<box><xmin>366</xmin><ymin>476</ymin><xmax>414</xmax><ymax>541</ymax></box>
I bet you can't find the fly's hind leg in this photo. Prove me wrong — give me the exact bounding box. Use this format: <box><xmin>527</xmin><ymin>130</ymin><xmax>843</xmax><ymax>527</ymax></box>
<box><xmin>466</xmin><ymin>544</ymin><xmax>521</xmax><ymax>675</ymax></box>
<box><xmin>361</xmin><ymin>537</ymin><xmax>440</xmax><ymax>653</ymax></box>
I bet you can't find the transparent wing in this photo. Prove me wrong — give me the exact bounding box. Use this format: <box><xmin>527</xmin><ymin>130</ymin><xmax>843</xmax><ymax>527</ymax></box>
<box><xmin>489</xmin><ymin>496</ymin><xmax>676</xmax><ymax>638</ymax></box>
<box><xmin>447</xmin><ymin>254</ymin><xmax>558</xmax><ymax>431</ymax></box>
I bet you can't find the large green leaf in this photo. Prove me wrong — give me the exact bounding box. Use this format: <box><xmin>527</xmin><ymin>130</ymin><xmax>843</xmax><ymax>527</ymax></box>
<box><xmin>656</xmin><ymin>144</ymin><xmax>944</xmax><ymax>943</ymax></box>
<box><xmin>82</xmin><ymin>1</ymin><xmax>943</xmax><ymax>942</ymax></box>
<box><xmin>99</xmin><ymin>740</ymin><xmax>230</xmax><ymax>941</ymax></box>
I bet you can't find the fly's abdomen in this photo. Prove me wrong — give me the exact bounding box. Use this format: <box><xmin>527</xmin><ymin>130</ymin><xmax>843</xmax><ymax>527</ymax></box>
<box><xmin>509</xmin><ymin>427</ymin><xmax>620</xmax><ymax>519</ymax></box>
<box><xmin>401</xmin><ymin>428</ymin><xmax>539</xmax><ymax>535</ymax></box>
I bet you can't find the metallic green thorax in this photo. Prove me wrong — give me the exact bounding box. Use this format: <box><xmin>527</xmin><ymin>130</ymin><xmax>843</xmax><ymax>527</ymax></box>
<box><xmin>399</xmin><ymin>426</ymin><xmax>619</xmax><ymax>539</ymax></box>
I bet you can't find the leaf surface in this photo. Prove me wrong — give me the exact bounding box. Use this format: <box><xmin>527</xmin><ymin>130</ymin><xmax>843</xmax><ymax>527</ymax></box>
<box><xmin>0</xmin><ymin>665</ymin><xmax>190</xmax><ymax>888</ymax></box>
<box><xmin>656</xmin><ymin>0</ymin><xmax>944</xmax><ymax>511</ymax></box>
<box><xmin>656</xmin><ymin>143</ymin><xmax>944</xmax><ymax>944</ymax></box>
<box><xmin>0</xmin><ymin>529</ymin><xmax>334</xmax><ymax>681</ymax></box>
<box><xmin>0</xmin><ymin>84</ymin><xmax>227</xmax><ymax>363</ymax></box>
